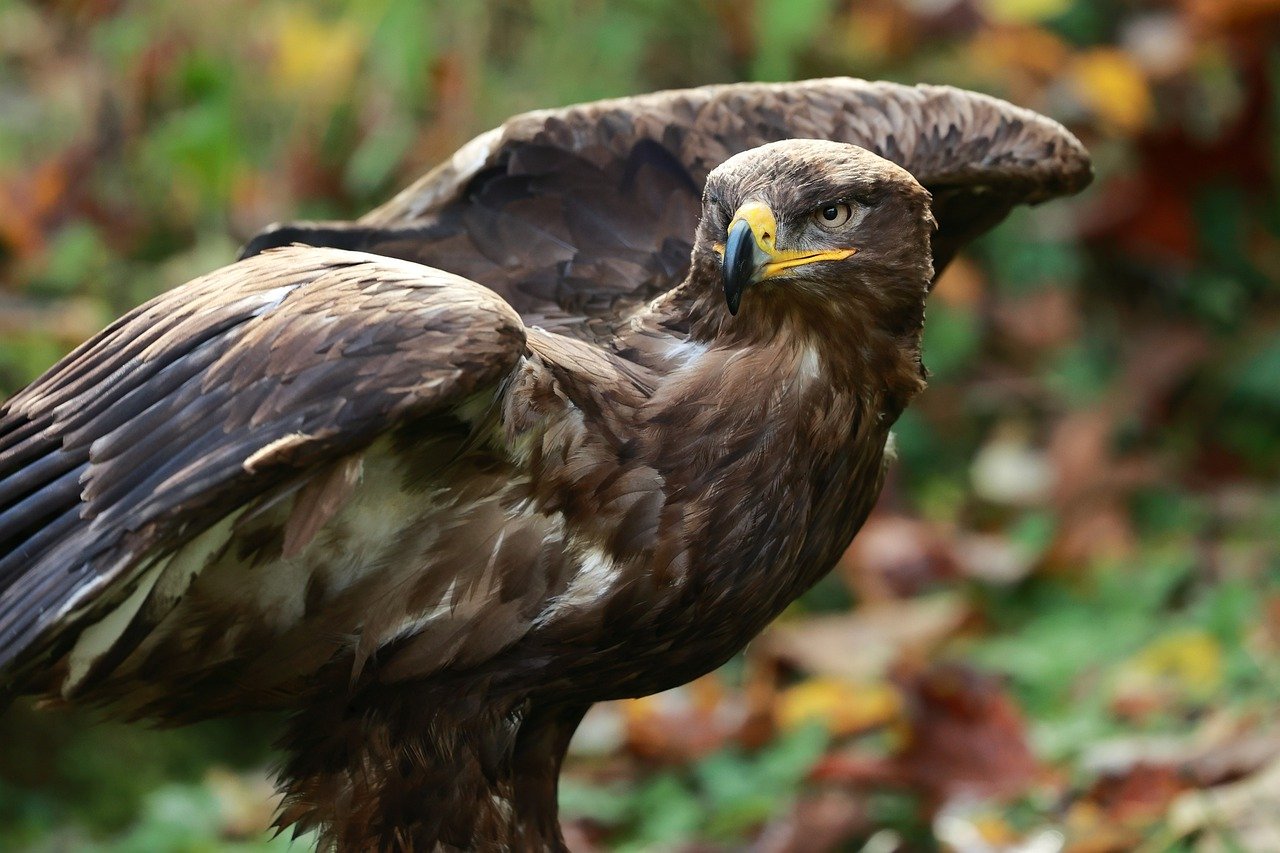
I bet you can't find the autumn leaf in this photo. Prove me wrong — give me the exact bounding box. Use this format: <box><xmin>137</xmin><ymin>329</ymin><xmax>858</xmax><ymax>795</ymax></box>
<box><xmin>1185</xmin><ymin>0</ymin><xmax>1280</xmax><ymax>31</ymax></box>
<box><xmin>271</xmin><ymin>8</ymin><xmax>365</xmax><ymax>109</ymax></box>
<box><xmin>620</xmin><ymin>676</ymin><xmax>749</xmax><ymax>762</ymax></box>
<box><xmin>978</xmin><ymin>0</ymin><xmax>1074</xmax><ymax>25</ymax></box>
<box><xmin>761</xmin><ymin>596</ymin><xmax>968</xmax><ymax>682</ymax></box>
<box><xmin>1070</xmin><ymin>48</ymin><xmax>1155</xmax><ymax>134</ymax></box>
<box><xmin>1112</xmin><ymin>629</ymin><xmax>1224</xmax><ymax>718</ymax></box>
<box><xmin>775</xmin><ymin>677</ymin><xmax>902</xmax><ymax>737</ymax></box>
<box><xmin>892</xmin><ymin>663</ymin><xmax>1039</xmax><ymax>806</ymax></box>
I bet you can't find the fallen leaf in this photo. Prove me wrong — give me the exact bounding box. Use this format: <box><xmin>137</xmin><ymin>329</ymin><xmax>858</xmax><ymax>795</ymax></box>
<box><xmin>992</xmin><ymin>287</ymin><xmax>1081</xmax><ymax>353</ymax></box>
<box><xmin>954</xmin><ymin>532</ymin><xmax>1038</xmax><ymax>586</ymax></box>
<box><xmin>775</xmin><ymin>677</ymin><xmax>902</xmax><ymax>738</ymax></box>
<box><xmin>932</xmin><ymin>254</ymin><xmax>988</xmax><ymax>309</ymax></box>
<box><xmin>1111</xmin><ymin>629</ymin><xmax>1224</xmax><ymax>717</ymax></box>
<box><xmin>979</xmin><ymin>0</ymin><xmax>1074</xmax><ymax>26</ymax></box>
<box><xmin>839</xmin><ymin>514</ymin><xmax>961</xmax><ymax>600</ymax></box>
<box><xmin>1061</xmin><ymin>800</ymin><xmax>1145</xmax><ymax>853</ymax></box>
<box><xmin>1080</xmin><ymin>762</ymin><xmax>1189</xmax><ymax>825</ymax></box>
<box><xmin>621</xmin><ymin>675</ymin><xmax>749</xmax><ymax>762</ymax></box>
<box><xmin>1120</xmin><ymin>12</ymin><xmax>1192</xmax><ymax>79</ymax></box>
<box><xmin>969</xmin><ymin>24</ymin><xmax>1073</xmax><ymax>85</ymax></box>
<box><xmin>1167</xmin><ymin>756</ymin><xmax>1280</xmax><ymax>850</ymax></box>
<box><xmin>1070</xmin><ymin>48</ymin><xmax>1155</xmax><ymax>134</ymax></box>
<box><xmin>935</xmin><ymin>801</ymin><xmax>1066</xmax><ymax>853</ymax></box>
<box><xmin>272</xmin><ymin>8</ymin><xmax>365</xmax><ymax>109</ymax></box>
<box><xmin>752</xmin><ymin>788</ymin><xmax>869</xmax><ymax>853</ymax></box>
<box><xmin>204</xmin><ymin>766</ymin><xmax>279</xmax><ymax>839</ymax></box>
<box><xmin>762</xmin><ymin>596</ymin><xmax>968</xmax><ymax>683</ymax></box>
<box><xmin>0</xmin><ymin>154</ymin><xmax>78</xmax><ymax>260</ymax></box>
<box><xmin>892</xmin><ymin>663</ymin><xmax>1039</xmax><ymax>806</ymax></box>
<box><xmin>568</xmin><ymin>702</ymin><xmax>627</xmax><ymax>759</ymax></box>
<box><xmin>1186</xmin><ymin>730</ymin><xmax>1280</xmax><ymax>787</ymax></box>
<box><xmin>971</xmin><ymin>422</ymin><xmax>1055</xmax><ymax>507</ymax></box>
<box><xmin>1184</xmin><ymin>0</ymin><xmax>1280</xmax><ymax>31</ymax></box>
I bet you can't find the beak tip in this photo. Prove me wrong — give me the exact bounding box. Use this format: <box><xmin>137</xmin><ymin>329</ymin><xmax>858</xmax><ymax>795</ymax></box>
<box><xmin>721</xmin><ymin>218</ymin><xmax>756</xmax><ymax>317</ymax></box>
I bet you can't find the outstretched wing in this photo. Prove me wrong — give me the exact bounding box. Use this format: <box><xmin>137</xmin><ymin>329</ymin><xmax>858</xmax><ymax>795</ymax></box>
<box><xmin>242</xmin><ymin>78</ymin><xmax>1092</xmax><ymax>331</ymax></box>
<box><xmin>0</xmin><ymin>247</ymin><xmax>525</xmax><ymax>688</ymax></box>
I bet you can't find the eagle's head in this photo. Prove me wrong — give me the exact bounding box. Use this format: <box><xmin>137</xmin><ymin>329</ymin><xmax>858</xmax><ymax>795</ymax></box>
<box><xmin>696</xmin><ymin>140</ymin><xmax>935</xmax><ymax>336</ymax></box>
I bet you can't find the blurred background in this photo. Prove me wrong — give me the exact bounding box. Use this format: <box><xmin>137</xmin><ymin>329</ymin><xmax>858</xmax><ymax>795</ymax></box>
<box><xmin>0</xmin><ymin>0</ymin><xmax>1278</xmax><ymax>850</ymax></box>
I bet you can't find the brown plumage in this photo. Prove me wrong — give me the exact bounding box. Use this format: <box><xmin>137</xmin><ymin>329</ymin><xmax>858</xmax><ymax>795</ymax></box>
<box><xmin>0</xmin><ymin>79</ymin><xmax>1090</xmax><ymax>850</ymax></box>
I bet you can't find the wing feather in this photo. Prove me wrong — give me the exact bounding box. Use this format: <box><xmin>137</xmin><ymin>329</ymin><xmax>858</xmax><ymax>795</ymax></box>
<box><xmin>241</xmin><ymin>78</ymin><xmax>1090</xmax><ymax>334</ymax></box>
<box><xmin>0</xmin><ymin>247</ymin><xmax>526</xmax><ymax>680</ymax></box>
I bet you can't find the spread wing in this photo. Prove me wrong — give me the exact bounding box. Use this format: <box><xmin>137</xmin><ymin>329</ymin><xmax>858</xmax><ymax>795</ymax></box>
<box><xmin>0</xmin><ymin>247</ymin><xmax>526</xmax><ymax>687</ymax></box>
<box><xmin>242</xmin><ymin>78</ymin><xmax>1092</xmax><ymax>331</ymax></box>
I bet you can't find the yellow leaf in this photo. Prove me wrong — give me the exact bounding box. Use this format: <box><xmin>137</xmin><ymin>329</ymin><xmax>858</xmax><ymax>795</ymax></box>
<box><xmin>776</xmin><ymin>677</ymin><xmax>902</xmax><ymax>737</ymax></box>
<box><xmin>1116</xmin><ymin>629</ymin><xmax>1224</xmax><ymax>701</ymax></box>
<box><xmin>969</xmin><ymin>25</ymin><xmax>1072</xmax><ymax>81</ymax></box>
<box><xmin>272</xmin><ymin>9</ymin><xmax>365</xmax><ymax>107</ymax></box>
<box><xmin>972</xmin><ymin>811</ymin><xmax>1019</xmax><ymax>845</ymax></box>
<box><xmin>979</xmin><ymin>0</ymin><xmax>1073</xmax><ymax>25</ymax></box>
<box><xmin>1071</xmin><ymin>48</ymin><xmax>1154</xmax><ymax>134</ymax></box>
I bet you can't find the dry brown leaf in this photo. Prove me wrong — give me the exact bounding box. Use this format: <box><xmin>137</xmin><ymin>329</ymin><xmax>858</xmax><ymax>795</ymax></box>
<box><xmin>932</xmin><ymin>254</ymin><xmax>988</xmax><ymax>309</ymax></box>
<box><xmin>1167</xmin><ymin>756</ymin><xmax>1280</xmax><ymax>850</ymax></box>
<box><xmin>839</xmin><ymin>514</ymin><xmax>961</xmax><ymax>600</ymax></box>
<box><xmin>992</xmin><ymin>287</ymin><xmax>1081</xmax><ymax>352</ymax></box>
<box><xmin>761</xmin><ymin>595</ymin><xmax>968</xmax><ymax>683</ymax></box>
<box><xmin>891</xmin><ymin>663</ymin><xmax>1039</xmax><ymax>807</ymax></box>
<box><xmin>1082</xmin><ymin>763</ymin><xmax>1190</xmax><ymax>826</ymax></box>
<box><xmin>1184</xmin><ymin>0</ymin><xmax>1280</xmax><ymax>31</ymax></box>
<box><xmin>0</xmin><ymin>156</ymin><xmax>75</xmax><ymax>260</ymax></box>
<box><xmin>1062</xmin><ymin>800</ymin><xmax>1146</xmax><ymax>853</ymax></box>
<box><xmin>1186</xmin><ymin>730</ymin><xmax>1280</xmax><ymax>787</ymax></box>
<box><xmin>752</xmin><ymin>789</ymin><xmax>869</xmax><ymax>853</ymax></box>
<box><xmin>969</xmin><ymin>24</ymin><xmax>1074</xmax><ymax>83</ymax></box>
<box><xmin>620</xmin><ymin>675</ymin><xmax>749</xmax><ymax>762</ymax></box>
<box><xmin>0</xmin><ymin>295</ymin><xmax>103</xmax><ymax>344</ymax></box>
<box><xmin>1116</xmin><ymin>325</ymin><xmax>1211</xmax><ymax>415</ymax></box>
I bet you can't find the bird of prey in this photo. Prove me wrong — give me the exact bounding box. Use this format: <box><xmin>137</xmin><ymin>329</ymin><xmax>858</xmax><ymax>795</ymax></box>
<box><xmin>0</xmin><ymin>79</ymin><xmax>1090</xmax><ymax>850</ymax></box>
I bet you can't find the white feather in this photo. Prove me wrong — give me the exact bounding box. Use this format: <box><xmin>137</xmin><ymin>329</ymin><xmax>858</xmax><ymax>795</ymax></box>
<box><xmin>63</xmin><ymin>562</ymin><xmax>163</xmax><ymax>696</ymax></box>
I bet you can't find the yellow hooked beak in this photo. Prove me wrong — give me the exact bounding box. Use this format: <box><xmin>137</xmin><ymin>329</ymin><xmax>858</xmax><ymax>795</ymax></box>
<box><xmin>716</xmin><ymin>202</ymin><xmax>857</xmax><ymax>315</ymax></box>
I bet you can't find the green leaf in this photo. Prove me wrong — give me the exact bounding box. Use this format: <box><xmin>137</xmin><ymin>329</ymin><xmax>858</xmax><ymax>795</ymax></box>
<box><xmin>751</xmin><ymin>0</ymin><xmax>832</xmax><ymax>81</ymax></box>
<box><xmin>922</xmin><ymin>301</ymin><xmax>982</xmax><ymax>381</ymax></box>
<box><xmin>1227</xmin><ymin>337</ymin><xmax>1280</xmax><ymax>411</ymax></box>
<box><xmin>626</xmin><ymin>775</ymin><xmax>702</xmax><ymax>849</ymax></box>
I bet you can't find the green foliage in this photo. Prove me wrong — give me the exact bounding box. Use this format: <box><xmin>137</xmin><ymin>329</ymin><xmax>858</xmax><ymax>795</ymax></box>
<box><xmin>0</xmin><ymin>704</ymin><xmax>279</xmax><ymax>847</ymax></box>
<box><xmin>751</xmin><ymin>0</ymin><xmax>832</xmax><ymax>81</ymax></box>
<box><xmin>560</xmin><ymin>723</ymin><xmax>829</xmax><ymax>848</ymax></box>
<box><xmin>920</xmin><ymin>300</ymin><xmax>983</xmax><ymax>382</ymax></box>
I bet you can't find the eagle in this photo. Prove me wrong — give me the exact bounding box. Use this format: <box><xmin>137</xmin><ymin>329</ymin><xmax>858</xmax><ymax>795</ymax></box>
<box><xmin>0</xmin><ymin>79</ymin><xmax>1090</xmax><ymax>850</ymax></box>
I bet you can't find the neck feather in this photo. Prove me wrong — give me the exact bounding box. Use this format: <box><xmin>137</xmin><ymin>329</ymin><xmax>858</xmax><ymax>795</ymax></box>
<box><xmin>633</xmin><ymin>254</ymin><xmax>927</xmax><ymax>415</ymax></box>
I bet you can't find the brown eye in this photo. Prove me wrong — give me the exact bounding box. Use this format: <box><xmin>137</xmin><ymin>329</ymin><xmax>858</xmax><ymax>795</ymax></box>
<box><xmin>813</xmin><ymin>203</ymin><xmax>854</xmax><ymax>230</ymax></box>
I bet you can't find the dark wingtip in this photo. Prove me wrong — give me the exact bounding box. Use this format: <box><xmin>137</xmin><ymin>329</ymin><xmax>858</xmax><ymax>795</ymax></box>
<box><xmin>237</xmin><ymin>223</ymin><xmax>381</xmax><ymax>261</ymax></box>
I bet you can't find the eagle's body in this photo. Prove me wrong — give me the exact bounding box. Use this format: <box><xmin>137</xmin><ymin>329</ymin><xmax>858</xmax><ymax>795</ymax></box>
<box><xmin>0</xmin><ymin>80</ymin><xmax>1090</xmax><ymax>849</ymax></box>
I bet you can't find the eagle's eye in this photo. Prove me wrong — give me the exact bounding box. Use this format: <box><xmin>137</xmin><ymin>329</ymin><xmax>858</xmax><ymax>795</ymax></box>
<box><xmin>813</xmin><ymin>203</ymin><xmax>854</xmax><ymax>230</ymax></box>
